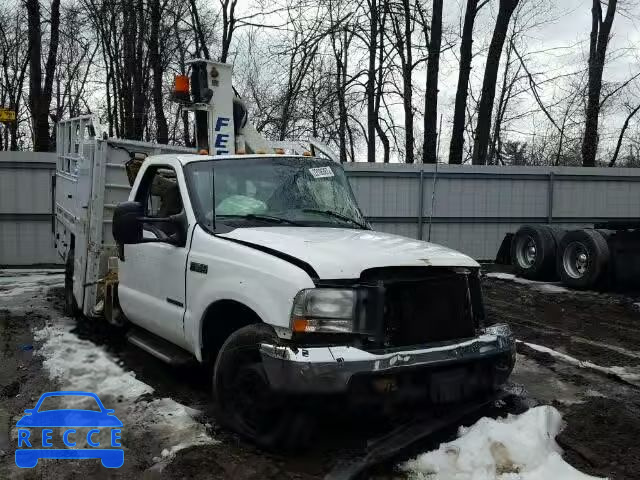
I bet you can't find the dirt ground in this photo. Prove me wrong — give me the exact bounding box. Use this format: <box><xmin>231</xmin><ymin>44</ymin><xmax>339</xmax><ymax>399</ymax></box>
<box><xmin>2</xmin><ymin>267</ymin><xmax>640</xmax><ymax>479</ymax></box>
<box><xmin>483</xmin><ymin>269</ymin><xmax>640</xmax><ymax>480</ymax></box>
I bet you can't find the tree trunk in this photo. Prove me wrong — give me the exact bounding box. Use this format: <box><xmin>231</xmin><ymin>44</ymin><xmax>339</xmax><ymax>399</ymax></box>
<box><xmin>132</xmin><ymin>0</ymin><xmax>146</xmax><ymax>140</ymax></box>
<box><xmin>149</xmin><ymin>0</ymin><xmax>168</xmax><ymax>144</ymax></box>
<box><xmin>190</xmin><ymin>0</ymin><xmax>210</xmax><ymax>59</ymax></box>
<box><xmin>423</xmin><ymin>0</ymin><xmax>443</xmax><ymax>164</ymax></box>
<box><xmin>609</xmin><ymin>103</ymin><xmax>640</xmax><ymax>167</ymax></box>
<box><xmin>337</xmin><ymin>30</ymin><xmax>348</xmax><ymax>162</ymax></box>
<box><xmin>26</xmin><ymin>0</ymin><xmax>60</xmax><ymax>152</ymax></box>
<box><xmin>582</xmin><ymin>0</ymin><xmax>617</xmax><ymax>167</ymax></box>
<box><xmin>402</xmin><ymin>0</ymin><xmax>414</xmax><ymax>164</ymax></box>
<box><xmin>220</xmin><ymin>0</ymin><xmax>237</xmax><ymax>63</ymax></box>
<box><xmin>488</xmin><ymin>39</ymin><xmax>516</xmax><ymax>164</ymax></box>
<box><xmin>449</xmin><ymin>0</ymin><xmax>479</xmax><ymax>164</ymax></box>
<box><xmin>367</xmin><ymin>0</ymin><xmax>378</xmax><ymax>162</ymax></box>
<box><xmin>374</xmin><ymin>2</ymin><xmax>390</xmax><ymax>163</ymax></box>
<box><xmin>471</xmin><ymin>0</ymin><xmax>519</xmax><ymax>165</ymax></box>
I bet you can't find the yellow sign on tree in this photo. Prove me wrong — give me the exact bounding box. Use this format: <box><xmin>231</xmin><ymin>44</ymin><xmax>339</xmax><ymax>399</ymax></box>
<box><xmin>0</xmin><ymin>108</ymin><xmax>16</xmax><ymax>123</ymax></box>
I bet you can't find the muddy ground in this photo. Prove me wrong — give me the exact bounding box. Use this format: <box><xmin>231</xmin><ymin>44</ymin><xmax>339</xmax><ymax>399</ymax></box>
<box><xmin>1</xmin><ymin>267</ymin><xmax>640</xmax><ymax>479</ymax></box>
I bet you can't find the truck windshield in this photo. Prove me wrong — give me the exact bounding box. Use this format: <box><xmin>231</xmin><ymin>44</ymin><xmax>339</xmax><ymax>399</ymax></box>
<box><xmin>185</xmin><ymin>156</ymin><xmax>368</xmax><ymax>230</ymax></box>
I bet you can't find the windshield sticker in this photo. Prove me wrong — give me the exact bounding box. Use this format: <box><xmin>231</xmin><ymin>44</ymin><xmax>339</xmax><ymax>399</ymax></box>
<box><xmin>308</xmin><ymin>166</ymin><xmax>334</xmax><ymax>179</ymax></box>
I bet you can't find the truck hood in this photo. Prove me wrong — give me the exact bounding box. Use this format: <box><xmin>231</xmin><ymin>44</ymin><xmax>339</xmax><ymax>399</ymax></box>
<box><xmin>219</xmin><ymin>227</ymin><xmax>478</xmax><ymax>279</ymax></box>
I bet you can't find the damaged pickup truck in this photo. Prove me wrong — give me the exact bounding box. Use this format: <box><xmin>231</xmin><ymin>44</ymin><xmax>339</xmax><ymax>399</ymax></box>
<box><xmin>56</xmin><ymin>62</ymin><xmax>514</xmax><ymax>450</ymax></box>
<box><xmin>58</xmin><ymin>145</ymin><xmax>515</xmax><ymax>448</ymax></box>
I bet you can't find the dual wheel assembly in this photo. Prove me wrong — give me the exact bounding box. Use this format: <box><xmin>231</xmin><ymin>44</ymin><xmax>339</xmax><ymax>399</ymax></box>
<box><xmin>510</xmin><ymin>225</ymin><xmax>609</xmax><ymax>289</ymax></box>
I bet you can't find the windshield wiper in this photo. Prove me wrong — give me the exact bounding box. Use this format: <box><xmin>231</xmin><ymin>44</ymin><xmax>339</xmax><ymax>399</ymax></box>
<box><xmin>218</xmin><ymin>214</ymin><xmax>303</xmax><ymax>226</ymax></box>
<box><xmin>301</xmin><ymin>209</ymin><xmax>368</xmax><ymax>229</ymax></box>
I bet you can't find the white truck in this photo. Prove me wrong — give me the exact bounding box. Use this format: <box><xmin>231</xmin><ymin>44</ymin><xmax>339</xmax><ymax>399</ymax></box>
<box><xmin>55</xmin><ymin>60</ymin><xmax>515</xmax><ymax>449</ymax></box>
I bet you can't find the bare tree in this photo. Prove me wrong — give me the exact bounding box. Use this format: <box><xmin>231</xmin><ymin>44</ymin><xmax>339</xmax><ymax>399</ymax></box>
<box><xmin>581</xmin><ymin>0</ymin><xmax>617</xmax><ymax>167</ymax></box>
<box><xmin>25</xmin><ymin>0</ymin><xmax>61</xmax><ymax>151</ymax></box>
<box><xmin>449</xmin><ymin>0</ymin><xmax>488</xmax><ymax>164</ymax></box>
<box><xmin>423</xmin><ymin>0</ymin><xmax>442</xmax><ymax>164</ymax></box>
<box><xmin>328</xmin><ymin>0</ymin><xmax>356</xmax><ymax>162</ymax></box>
<box><xmin>471</xmin><ymin>0</ymin><xmax>519</xmax><ymax>165</ymax></box>
<box><xmin>150</xmin><ymin>0</ymin><xmax>169</xmax><ymax>144</ymax></box>
<box><xmin>609</xmin><ymin>102</ymin><xmax>640</xmax><ymax>167</ymax></box>
<box><xmin>0</xmin><ymin>6</ymin><xmax>30</xmax><ymax>150</ymax></box>
<box><xmin>366</xmin><ymin>0</ymin><xmax>380</xmax><ymax>162</ymax></box>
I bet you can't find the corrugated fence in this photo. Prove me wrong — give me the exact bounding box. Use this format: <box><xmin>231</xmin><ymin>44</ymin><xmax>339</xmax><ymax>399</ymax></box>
<box><xmin>1</xmin><ymin>152</ymin><xmax>639</xmax><ymax>265</ymax></box>
<box><xmin>0</xmin><ymin>152</ymin><xmax>59</xmax><ymax>266</ymax></box>
<box><xmin>345</xmin><ymin>163</ymin><xmax>640</xmax><ymax>260</ymax></box>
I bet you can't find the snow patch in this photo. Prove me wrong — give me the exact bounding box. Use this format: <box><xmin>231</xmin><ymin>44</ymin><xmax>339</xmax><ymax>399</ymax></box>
<box><xmin>0</xmin><ymin>271</ymin><xmax>64</xmax><ymax>297</ymax></box>
<box><xmin>521</xmin><ymin>341</ymin><xmax>640</xmax><ymax>386</ymax></box>
<box><xmin>31</xmin><ymin>315</ymin><xmax>215</xmax><ymax>460</ymax></box>
<box><xmin>400</xmin><ymin>406</ymin><xmax>604</xmax><ymax>480</ymax></box>
<box><xmin>485</xmin><ymin>272</ymin><xmax>571</xmax><ymax>294</ymax></box>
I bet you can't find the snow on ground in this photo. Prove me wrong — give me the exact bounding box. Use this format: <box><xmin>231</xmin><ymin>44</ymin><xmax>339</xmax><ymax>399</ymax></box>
<box><xmin>521</xmin><ymin>341</ymin><xmax>640</xmax><ymax>387</ymax></box>
<box><xmin>0</xmin><ymin>269</ymin><xmax>64</xmax><ymax>297</ymax></box>
<box><xmin>2</xmin><ymin>270</ymin><xmax>215</xmax><ymax>463</ymax></box>
<box><xmin>31</xmin><ymin>315</ymin><xmax>216</xmax><ymax>461</ymax></box>
<box><xmin>400</xmin><ymin>406</ymin><xmax>604</xmax><ymax>480</ymax></box>
<box><xmin>484</xmin><ymin>272</ymin><xmax>571</xmax><ymax>294</ymax></box>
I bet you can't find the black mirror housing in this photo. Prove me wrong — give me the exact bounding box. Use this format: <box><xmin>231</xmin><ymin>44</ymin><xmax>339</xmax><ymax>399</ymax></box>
<box><xmin>113</xmin><ymin>201</ymin><xmax>144</xmax><ymax>244</ymax></box>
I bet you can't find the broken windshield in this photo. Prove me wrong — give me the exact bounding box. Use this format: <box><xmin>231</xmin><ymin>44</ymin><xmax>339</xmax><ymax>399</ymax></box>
<box><xmin>185</xmin><ymin>156</ymin><xmax>368</xmax><ymax>230</ymax></box>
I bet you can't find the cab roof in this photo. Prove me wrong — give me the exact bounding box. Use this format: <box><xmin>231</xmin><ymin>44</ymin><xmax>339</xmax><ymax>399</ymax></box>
<box><xmin>175</xmin><ymin>153</ymin><xmax>310</xmax><ymax>166</ymax></box>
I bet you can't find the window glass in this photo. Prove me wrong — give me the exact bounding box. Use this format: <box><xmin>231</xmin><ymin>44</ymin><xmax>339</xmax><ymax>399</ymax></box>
<box><xmin>186</xmin><ymin>157</ymin><xmax>366</xmax><ymax>230</ymax></box>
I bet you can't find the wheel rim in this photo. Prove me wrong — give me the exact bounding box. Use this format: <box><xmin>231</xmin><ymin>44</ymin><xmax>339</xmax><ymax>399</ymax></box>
<box><xmin>562</xmin><ymin>241</ymin><xmax>590</xmax><ymax>279</ymax></box>
<box><xmin>515</xmin><ymin>235</ymin><xmax>537</xmax><ymax>269</ymax></box>
<box><xmin>226</xmin><ymin>363</ymin><xmax>283</xmax><ymax>437</ymax></box>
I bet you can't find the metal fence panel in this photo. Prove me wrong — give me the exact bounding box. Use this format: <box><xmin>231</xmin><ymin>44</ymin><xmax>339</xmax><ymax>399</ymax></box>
<box><xmin>345</xmin><ymin>164</ymin><xmax>640</xmax><ymax>260</ymax></box>
<box><xmin>0</xmin><ymin>152</ymin><xmax>58</xmax><ymax>266</ymax></box>
<box><xmin>2</xmin><ymin>153</ymin><xmax>640</xmax><ymax>265</ymax></box>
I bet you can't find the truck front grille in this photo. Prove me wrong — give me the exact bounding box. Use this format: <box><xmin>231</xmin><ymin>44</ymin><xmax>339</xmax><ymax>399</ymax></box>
<box><xmin>361</xmin><ymin>268</ymin><xmax>477</xmax><ymax>348</ymax></box>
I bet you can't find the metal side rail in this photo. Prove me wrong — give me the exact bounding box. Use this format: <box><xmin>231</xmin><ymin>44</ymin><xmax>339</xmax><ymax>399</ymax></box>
<box><xmin>126</xmin><ymin>328</ymin><xmax>195</xmax><ymax>366</ymax></box>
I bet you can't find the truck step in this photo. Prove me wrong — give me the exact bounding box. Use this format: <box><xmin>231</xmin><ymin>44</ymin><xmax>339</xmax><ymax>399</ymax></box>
<box><xmin>126</xmin><ymin>328</ymin><xmax>194</xmax><ymax>366</ymax></box>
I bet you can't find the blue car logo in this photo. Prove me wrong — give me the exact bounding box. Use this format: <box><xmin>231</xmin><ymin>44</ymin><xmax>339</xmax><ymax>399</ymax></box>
<box><xmin>15</xmin><ymin>391</ymin><xmax>123</xmax><ymax>468</ymax></box>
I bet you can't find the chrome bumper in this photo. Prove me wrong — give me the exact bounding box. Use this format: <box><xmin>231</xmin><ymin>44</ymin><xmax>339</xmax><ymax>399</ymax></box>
<box><xmin>259</xmin><ymin>325</ymin><xmax>516</xmax><ymax>394</ymax></box>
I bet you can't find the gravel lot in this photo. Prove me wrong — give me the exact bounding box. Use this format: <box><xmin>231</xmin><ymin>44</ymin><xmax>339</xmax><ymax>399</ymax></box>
<box><xmin>1</xmin><ymin>267</ymin><xmax>640</xmax><ymax>479</ymax></box>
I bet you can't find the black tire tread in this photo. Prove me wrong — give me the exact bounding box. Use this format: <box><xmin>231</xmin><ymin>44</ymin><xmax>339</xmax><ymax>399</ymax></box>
<box><xmin>510</xmin><ymin>225</ymin><xmax>556</xmax><ymax>280</ymax></box>
<box><xmin>211</xmin><ymin>323</ymin><xmax>313</xmax><ymax>451</ymax></box>
<box><xmin>557</xmin><ymin>228</ymin><xmax>609</xmax><ymax>289</ymax></box>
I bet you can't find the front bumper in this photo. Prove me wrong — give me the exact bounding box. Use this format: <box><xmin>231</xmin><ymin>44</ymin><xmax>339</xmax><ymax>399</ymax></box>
<box><xmin>259</xmin><ymin>325</ymin><xmax>516</xmax><ymax>396</ymax></box>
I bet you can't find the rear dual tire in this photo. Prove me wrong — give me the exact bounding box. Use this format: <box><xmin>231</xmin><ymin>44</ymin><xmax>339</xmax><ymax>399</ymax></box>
<box><xmin>557</xmin><ymin>229</ymin><xmax>609</xmax><ymax>290</ymax></box>
<box><xmin>510</xmin><ymin>225</ymin><xmax>563</xmax><ymax>280</ymax></box>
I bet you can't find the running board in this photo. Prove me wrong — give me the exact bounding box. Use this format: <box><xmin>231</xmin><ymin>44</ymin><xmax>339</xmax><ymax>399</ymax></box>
<box><xmin>126</xmin><ymin>328</ymin><xmax>194</xmax><ymax>366</ymax></box>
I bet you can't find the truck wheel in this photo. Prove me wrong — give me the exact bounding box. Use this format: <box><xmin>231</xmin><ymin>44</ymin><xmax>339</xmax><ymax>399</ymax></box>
<box><xmin>64</xmin><ymin>250</ymin><xmax>79</xmax><ymax>316</ymax></box>
<box><xmin>510</xmin><ymin>225</ymin><xmax>556</xmax><ymax>280</ymax></box>
<box><xmin>557</xmin><ymin>229</ymin><xmax>609</xmax><ymax>290</ymax></box>
<box><xmin>212</xmin><ymin>324</ymin><xmax>313</xmax><ymax>451</ymax></box>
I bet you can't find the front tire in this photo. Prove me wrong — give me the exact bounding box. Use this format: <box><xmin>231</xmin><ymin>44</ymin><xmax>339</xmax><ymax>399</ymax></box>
<box><xmin>211</xmin><ymin>324</ymin><xmax>313</xmax><ymax>451</ymax></box>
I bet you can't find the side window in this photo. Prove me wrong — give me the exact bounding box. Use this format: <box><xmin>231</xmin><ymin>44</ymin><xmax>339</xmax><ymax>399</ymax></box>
<box><xmin>138</xmin><ymin>166</ymin><xmax>183</xmax><ymax>217</ymax></box>
<box><xmin>136</xmin><ymin>166</ymin><xmax>184</xmax><ymax>237</ymax></box>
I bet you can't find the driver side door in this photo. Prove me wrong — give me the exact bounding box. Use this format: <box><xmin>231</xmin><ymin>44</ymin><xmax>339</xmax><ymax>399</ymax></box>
<box><xmin>118</xmin><ymin>164</ymin><xmax>191</xmax><ymax>350</ymax></box>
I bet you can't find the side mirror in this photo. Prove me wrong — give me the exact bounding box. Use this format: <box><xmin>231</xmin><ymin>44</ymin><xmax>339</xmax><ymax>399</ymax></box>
<box><xmin>113</xmin><ymin>201</ymin><xmax>144</xmax><ymax>244</ymax></box>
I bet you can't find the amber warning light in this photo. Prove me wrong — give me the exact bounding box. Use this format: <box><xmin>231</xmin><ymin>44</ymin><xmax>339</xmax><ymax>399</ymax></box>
<box><xmin>173</xmin><ymin>75</ymin><xmax>190</xmax><ymax>102</ymax></box>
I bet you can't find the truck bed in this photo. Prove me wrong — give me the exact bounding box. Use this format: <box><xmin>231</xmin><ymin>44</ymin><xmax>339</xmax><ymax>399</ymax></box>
<box><xmin>55</xmin><ymin>116</ymin><xmax>196</xmax><ymax>316</ymax></box>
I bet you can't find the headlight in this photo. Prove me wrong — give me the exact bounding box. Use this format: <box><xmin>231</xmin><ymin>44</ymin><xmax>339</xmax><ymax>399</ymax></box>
<box><xmin>290</xmin><ymin>288</ymin><xmax>355</xmax><ymax>333</ymax></box>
